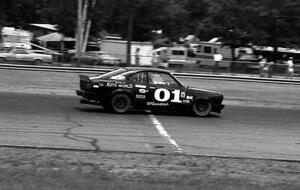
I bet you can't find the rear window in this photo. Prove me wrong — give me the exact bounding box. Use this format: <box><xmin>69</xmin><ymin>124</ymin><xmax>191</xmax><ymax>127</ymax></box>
<box><xmin>90</xmin><ymin>68</ymin><xmax>127</xmax><ymax>80</ymax></box>
<box><xmin>171</xmin><ymin>50</ymin><xmax>185</xmax><ymax>56</ymax></box>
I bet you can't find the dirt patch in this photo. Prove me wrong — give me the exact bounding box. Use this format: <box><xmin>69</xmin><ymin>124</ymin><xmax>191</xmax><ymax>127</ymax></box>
<box><xmin>0</xmin><ymin>147</ymin><xmax>299</xmax><ymax>190</ymax></box>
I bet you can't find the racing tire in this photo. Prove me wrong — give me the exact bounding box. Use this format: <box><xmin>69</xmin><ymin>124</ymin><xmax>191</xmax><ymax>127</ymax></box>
<box><xmin>111</xmin><ymin>94</ymin><xmax>132</xmax><ymax>114</ymax></box>
<box><xmin>0</xmin><ymin>57</ymin><xmax>7</xmax><ymax>63</ymax></box>
<box><xmin>192</xmin><ymin>100</ymin><xmax>212</xmax><ymax>117</ymax></box>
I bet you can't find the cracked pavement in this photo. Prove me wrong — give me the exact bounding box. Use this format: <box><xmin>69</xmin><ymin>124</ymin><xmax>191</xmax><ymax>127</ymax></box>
<box><xmin>64</xmin><ymin>115</ymin><xmax>101</xmax><ymax>151</ymax></box>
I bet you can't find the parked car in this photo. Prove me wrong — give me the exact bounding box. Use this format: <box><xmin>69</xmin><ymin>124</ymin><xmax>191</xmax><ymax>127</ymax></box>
<box><xmin>76</xmin><ymin>67</ymin><xmax>225</xmax><ymax>117</ymax></box>
<box><xmin>77</xmin><ymin>51</ymin><xmax>121</xmax><ymax>66</ymax></box>
<box><xmin>0</xmin><ymin>49</ymin><xmax>53</xmax><ymax>64</ymax></box>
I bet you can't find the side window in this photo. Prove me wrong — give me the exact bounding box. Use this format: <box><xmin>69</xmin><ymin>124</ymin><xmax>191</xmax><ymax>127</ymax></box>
<box><xmin>127</xmin><ymin>72</ymin><xmax>147</xmax><ymax>85</ymax></box>
<box><xmin>171</xmin><ymin>50</ymin><xmax>185</xmax><ymax>56</ymax></box>
<box><xmin>196</xmin><ymin>45</ymin><xmax>202</xmax><ymax>53</ymax></box>
<box><xmin>213</xmin><ymin>48</ymin><xmax>218</xmax><ymax>54</ymax></box>
<box><xmin>13</xmin><ymin>50</ymin><xmax>27</xmax><ymax>54</ymax></box>
<box><xmin>204</xmin><ymin>46</ymin><xmax>212</xmax><ymax>54</ymax></box>
<box><xmin>148</xmin><ymin>72</ymin><xmax>179</xmax><ymax>88</ymax></box>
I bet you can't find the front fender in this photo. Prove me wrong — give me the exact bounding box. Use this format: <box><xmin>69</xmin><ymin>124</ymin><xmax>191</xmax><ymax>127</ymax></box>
<box><xmin>191</xmin><ymin>96</ymin><xmax>211</xmax><ymax>104</ymax></box>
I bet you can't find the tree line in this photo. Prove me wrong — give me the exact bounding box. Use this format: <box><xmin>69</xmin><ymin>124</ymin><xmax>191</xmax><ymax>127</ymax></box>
<box><xmin>0</xmin><ymin>0</ymin><xmax>300</xmax><ymax>49</ymax></box>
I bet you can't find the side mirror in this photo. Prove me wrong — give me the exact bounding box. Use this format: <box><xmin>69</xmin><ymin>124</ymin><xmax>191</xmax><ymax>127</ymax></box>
<box><xmin>186</xmin><ymin>85</ymin><xmax>190</xmax><ymax>89</ymax></box>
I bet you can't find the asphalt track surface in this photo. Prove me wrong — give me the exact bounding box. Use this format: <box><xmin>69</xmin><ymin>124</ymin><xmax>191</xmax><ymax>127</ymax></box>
<box><xmin>0</xmin><ymin>69</ymin><xmax>300</xmax><ymax>161</ymax></box>
<box><xmin>1</xmin><ymin>92</ymin><xmax>300</xmax><ymax>161</ymax></box>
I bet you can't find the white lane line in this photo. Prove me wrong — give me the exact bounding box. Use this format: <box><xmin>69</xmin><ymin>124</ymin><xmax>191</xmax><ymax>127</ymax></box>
<box><xmin>149</xmin><ymin>114</ymin><xmax>183</xmax><ymax>153</ymax></box>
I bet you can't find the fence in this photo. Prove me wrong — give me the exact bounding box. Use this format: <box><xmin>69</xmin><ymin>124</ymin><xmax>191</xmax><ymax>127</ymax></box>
<box><xmin>1</xmin><ymin>50</ymin><xmax>299</xmax><ymax>78</ymax></box>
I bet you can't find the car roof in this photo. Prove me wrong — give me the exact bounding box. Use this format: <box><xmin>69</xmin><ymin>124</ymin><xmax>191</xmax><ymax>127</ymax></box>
<box><xmin>122</xmin><ymin>67</ymin><xmax>171</xmax><ymax>73</ymax></box>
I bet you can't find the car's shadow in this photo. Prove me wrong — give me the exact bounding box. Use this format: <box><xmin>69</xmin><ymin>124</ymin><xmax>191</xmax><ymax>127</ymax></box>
<box><xmin>74</xmin><ymin>106</ymin><xmax>221</xmax><ymax>118</ymax></box>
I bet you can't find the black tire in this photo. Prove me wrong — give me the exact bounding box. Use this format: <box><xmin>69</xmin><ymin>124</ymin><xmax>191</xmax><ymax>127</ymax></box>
<box><xmin>93</xmin><ymin>59</ymin><xmax>99</xmax><ymax>65</ymax></box>
<box><xmin>34</xmin><ymin>59</ymin><xmax>43</xmax><ymax>65</ymax></box>
<box><xmin>111</xmin><ymin>94</ymin><xmax>132</xmax><ymax>113</ymax></box>
<box><xmin>0</xmin><ymin>57</ymin><xmax>7</xmax><ymax>63</ymax></box>
<box><xmin>192</xmin><ymin>100</ymin><xmax>212</xmax><ymax>117</ymax></box>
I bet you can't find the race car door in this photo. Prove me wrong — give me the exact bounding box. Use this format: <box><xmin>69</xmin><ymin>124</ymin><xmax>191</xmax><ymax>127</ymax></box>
<box><xmin>126</xmin><ymin>71</ymin><xmax>148</xmax><ymax>108</ymax></box>
<box><xmin>146</xmin><ymin>71</ymin><xmax>185</xmax><ymax>111</ymax></box>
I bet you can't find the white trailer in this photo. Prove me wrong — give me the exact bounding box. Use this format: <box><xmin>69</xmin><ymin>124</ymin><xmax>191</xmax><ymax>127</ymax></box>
<box><xmin>100</xmin><ymin>39</ymin><xmax>153</xmax><ymax>66</ymax></box>
<box><xmin>1</xmin><ymin>27</ymin><xmax>33</xmax><ymax>49</ymax></box>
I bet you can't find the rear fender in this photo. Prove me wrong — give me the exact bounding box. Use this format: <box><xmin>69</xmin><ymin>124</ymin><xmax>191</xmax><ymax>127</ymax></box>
<box><xmin>79</xmin><ymin>75</ymin><xmax>91</xmax><ymax>82</ymax></box>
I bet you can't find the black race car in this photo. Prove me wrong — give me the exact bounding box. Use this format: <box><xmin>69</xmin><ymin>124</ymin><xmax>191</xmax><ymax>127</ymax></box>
<box><xmin>76</xmin><ymin>67</ymin><xmax>224</xmax><ymax>116</ymax></box>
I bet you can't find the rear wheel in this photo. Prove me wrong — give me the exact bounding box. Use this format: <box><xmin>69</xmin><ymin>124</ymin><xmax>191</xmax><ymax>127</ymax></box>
<box><xmin>0</xmin><ymin>57</ymin><xmax>7</xmax><ymax>63</ymax></box>
<box><xmin>111</xmin><ymin>94</ymin><xmax>132</xmax><ymax>113</ymax></box>
<box><xmin>192</xmin><ymin>100</ymin><xmax>212</xmax><ymax>117</ymax></box>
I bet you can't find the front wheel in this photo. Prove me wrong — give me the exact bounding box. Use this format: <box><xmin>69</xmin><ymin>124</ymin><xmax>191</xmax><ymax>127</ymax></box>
<box><xmin>111</xmin><ymin>94</ymin><xmax>132</xmax><ymax>114</ymax></box>
<box><xmin>192</xmin><ymin>100</ymin><xmax>212</xmax><ymax>117</ymax></box>
<box><xmin>34</xmin><ymin>59</ymin><xmax>43</xmax><ymax>65</ymax></box>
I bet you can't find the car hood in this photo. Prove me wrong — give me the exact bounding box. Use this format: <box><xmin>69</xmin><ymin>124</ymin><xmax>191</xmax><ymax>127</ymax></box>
<box><xmin>186</xmin><ymin>87</ymin><xmax>223</xmax><ymax>102</ymax></box>
<box><xmin>187</xmin><ymin>87</ymin><xmax>220</xmax><ymax>95</ymax></box>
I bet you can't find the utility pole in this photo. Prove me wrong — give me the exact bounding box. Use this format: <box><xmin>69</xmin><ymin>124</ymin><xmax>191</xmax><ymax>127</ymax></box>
<box><xmin>76</xmin><ymin>0</ymin><xmax>83</xmax><ymax>58</ymax></box>
<box><xmin>0</xmin><ymin>1</ymin><xmax>5</xmax><ymax>46</ymax></box>
<box><xmin>76</xmin><ymin>0</ymin><xmax>94</xmax><ymax>57</ymax></box>
<box><xmin>81</xmin><ymin>0</ymin><xmax>88</xmax><ymax>53</ymax></box>
<box><xmin>83</xmin><ymin>0</ymin><xmax>96</xmax><ymax>52</ymax></box>
<box><xmin>126</xmin><ymin>0</ymin><xmax>133</xmax><ymax>66</ymax></box>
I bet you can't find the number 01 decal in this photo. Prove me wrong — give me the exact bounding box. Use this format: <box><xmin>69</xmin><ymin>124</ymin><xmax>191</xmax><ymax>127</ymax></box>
<box><xmin>154</xmin><ymin>88</ymin><xmax>182</xmax><ymax>103</ymax></box>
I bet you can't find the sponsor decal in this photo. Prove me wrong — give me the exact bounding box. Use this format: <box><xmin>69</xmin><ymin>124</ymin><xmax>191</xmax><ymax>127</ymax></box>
<box><xmin>183</xmin><ymin>99</ymin><xmax>191</xmax><ymax>104</ymax></box>
<box><xmin>135</xmin><ymin>84</ymin><xmax>146</xmax><ymax>88</ymax></box>
<box><xmin>92</xmin><ymin>84</ymin><xmax>99</xmax><ymax>88</ymax></box>
<box><xmin>147</xmin><ymin>102</ymin><xmax>169</xmax><ymax>106</ymax></box>
<box><xmin>98</xmin><ymin>82</ymin><xmax>105</xmax><ymax>87</ymax></box>
<box><xmin>106</xmin><ymin>82</ymin><xmax>118</xmax><ymax>87</ymax></box>
<box><xmin>186</xmin><ymin>96</ymin><xmax>193</xmax><ymax>100</ymax></box>
<box><xmin>180</xmin><ymin>92</ymin><xmax>186</xmax><ymax>98</ymax></box>
<box><xmin>136</xmin><ymin>94</ymin><xmax>146</xmax><ymax>99</ymax></box>
<box><xmin>139</xmin><ymin>89</ymin><xmax>147</xmax><ymax>94</ymax></box>
<box><xmin>119</xmin><ymin>84</ymin><xmax>133</xmax><ymax>88</ymax></box>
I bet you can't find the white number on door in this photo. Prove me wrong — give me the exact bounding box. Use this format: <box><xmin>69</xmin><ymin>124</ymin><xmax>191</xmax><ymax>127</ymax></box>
<box><xmin>171</xmin><ymin>90</ymin><xmax>181</xmax><ymax>103</ymax></box>
<box><xmin>154</xmin><ymin>88</ymin><xmax>182</xmax><ymax>103</ymax></box>
<box><xmin>154</xmin><ymin>88</ymin><xmax>170</xmax><ymax>102</ymax></box>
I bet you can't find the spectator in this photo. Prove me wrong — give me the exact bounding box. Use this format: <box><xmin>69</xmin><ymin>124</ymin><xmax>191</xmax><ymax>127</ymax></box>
<box><xmin>213</xmin><ymin>51</ymin><xmax>223</xmax><ymax>74</ymax></box>
<box><xmin>267</xmin><ymin>61</ymin><xmax>274</xmax><ymax>78</ymax></box>
<box><xmin>281</xmin><ymin>54</ymin><xmax>288</xmax><ymax>64</ymax></box>
<box><xmin>259</xmin><ymin>57</ymin><xmax>267</xmax><ymax>77</ymax></box>
<box><xmin>286</xmin><ymin>57</ymin><xmax>294</xmax><ymax>79</ymax></box>
<box><xmin>135</xmin><ymin>48</ymin><xmax>140</xmax><ymax>66</ymax></box>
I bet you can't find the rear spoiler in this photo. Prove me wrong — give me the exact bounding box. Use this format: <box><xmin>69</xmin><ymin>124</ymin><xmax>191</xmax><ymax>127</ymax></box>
<box><xmin>79</xmin><ymin>75</ymin><xmax>91</xmax><ymax>82</ymax></box>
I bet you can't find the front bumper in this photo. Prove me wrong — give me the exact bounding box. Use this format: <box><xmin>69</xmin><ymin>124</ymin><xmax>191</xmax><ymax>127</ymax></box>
<box><xmin>212</xmin><ymin>104</ymin><xmax>225</xmax><ymax>113</ymax></box>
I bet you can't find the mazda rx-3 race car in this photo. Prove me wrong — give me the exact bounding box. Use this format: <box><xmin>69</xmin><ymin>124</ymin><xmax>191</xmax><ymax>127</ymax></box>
<box><xmin>76</xmin><ymin>67</ymin><xmax>224</xmax><ymax>117</ymax></box>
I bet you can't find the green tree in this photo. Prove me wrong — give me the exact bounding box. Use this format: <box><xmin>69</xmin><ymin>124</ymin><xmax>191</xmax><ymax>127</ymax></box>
<box><xmin>1</xmin><ymin>0</ymin><xmax>300</xmax><ymax>51</ymax></box>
